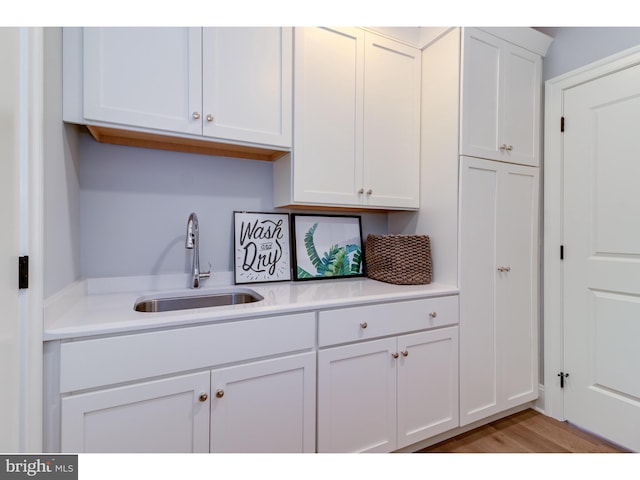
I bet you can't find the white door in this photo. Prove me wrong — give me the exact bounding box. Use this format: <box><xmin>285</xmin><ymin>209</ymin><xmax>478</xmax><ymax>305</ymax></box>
<box><xmin>0</xmin><ymin>27</ymin><xmax>23</xmax><ymax>453</ymax></box>
<box><xmin>563</xmin><ymin>62</ymin><xmax>640</xmax><ymax>452</ymax></box>
<box><xmin>0</xmin><ymin>27</ymin><xmax>42</xmax><ymax>453</ymax></box>
<box><xmin>210</xmin><ymin>352</ymin><xmax>316</xmax><ymax>453</ymax></box>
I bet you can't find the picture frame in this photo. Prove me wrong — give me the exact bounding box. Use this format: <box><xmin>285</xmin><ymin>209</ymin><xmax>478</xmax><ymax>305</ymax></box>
<box><xmin>233</xmin><ymin>211</ymin><xmax>291</xmax><ymax>284</ymax></box>
<box><xmin>291</xmin><ymin>214</ymin><xmax>364</xmax><ymax>281</ymax></box>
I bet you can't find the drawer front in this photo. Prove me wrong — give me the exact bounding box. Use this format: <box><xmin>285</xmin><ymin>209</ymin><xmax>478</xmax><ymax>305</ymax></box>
<box><xmin>60</xmin><ymin>312</ymin><xmax>315</xmax><ymax>393</ymax></box>
<box><xmin>318</xmin><ymin>296</ymin><xmax>458</xmax><ymax>347</ymax></box>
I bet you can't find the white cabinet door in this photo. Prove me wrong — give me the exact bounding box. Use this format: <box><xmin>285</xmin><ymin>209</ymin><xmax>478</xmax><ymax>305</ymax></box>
<box><xmin>501</xmin><ymin>44</ymin><xmax>541</xmax><ymax>166</ymax></box>
<box><xmin>210</xmin><ymin>352</ymin><xmax>316</xmax><ymax>453</ymax></box>
<box><xmin>83</xmin><ymin>27</ymin><xmax>202</xmax><ymax>135</ymax></box>
<box><xmin>202</xmin><ymin>27</ymin><xmax>292</xmax><ymax>147</ymax></box>
<box><xmin>318</xmin><ymin>326</ymin><xmax>459</xmax><ymax>452</ymax></box>
<box><xmin>363</xmin><ymin>32</ymin><xmax>421</xmax><ymax>209</ymax></box>
<box><xmin>278</xmin><ymin>27</ymin><xmax>420</xmax><ymax>210</ymax></box>
<box><xmin>460</xmin><ymin>28</ymin><xmax>541</xmax><ymax>166</ymax></box>
<box><xmin>396</xmin><ymin>327</ymin><xmax>459</xmax><ymax>448</ymax></box>
<box><xmin>61</xmin><ymin>371</ymin><xmax>210</xmax><ymax>453</ymax></box>
<box><xmin>458</xmin><ymin>156</ymin><xmax>538</xmax><ymax>425</ymax></box>
<box><xmin>496</xmin><ymin>162</ymin><xmax>539</xmax><ymax>410</ymax></box>
<box><xmin>290</xmin><ymin>26</ymin><xmax>364</xmax><ymax>206</ymax></box>
<box><xmin>317</xmin><ymin>338</ymin><xmax>397</xmax><ymax>452</ymax></box>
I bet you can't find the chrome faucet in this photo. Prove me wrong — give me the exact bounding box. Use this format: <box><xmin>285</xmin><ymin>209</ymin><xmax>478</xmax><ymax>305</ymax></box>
<box><xmin>185</xmin><ymin>212</ymin><xmax>211</xmax><ymax>288</ymax></box>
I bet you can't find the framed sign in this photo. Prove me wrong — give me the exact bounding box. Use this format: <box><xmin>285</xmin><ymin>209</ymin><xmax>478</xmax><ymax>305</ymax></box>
<box><xmin>291</xmin><ymin>214</ymin><xmax>364</xmax><ymax>281</ymax></box>
<box><xmin>233</xmin><ymin>212</ymin><xmax>291</xmax><ymax>284</ymax></box>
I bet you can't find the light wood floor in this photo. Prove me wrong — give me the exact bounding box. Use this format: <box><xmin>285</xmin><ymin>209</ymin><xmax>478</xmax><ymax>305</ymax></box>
<box><xmin>417</xmin><ymin>409</ymin><xmax>630</xmax><ymax>453</ymax></box>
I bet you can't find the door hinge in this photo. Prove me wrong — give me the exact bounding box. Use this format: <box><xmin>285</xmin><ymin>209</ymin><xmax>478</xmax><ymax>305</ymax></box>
<box><xmin>558</xmin><ymin>371</ymin><xmax>570</xmax><ymax>388</ymax></box>
<box><xmin>19</xmin><ymin>256</ymin><xmax>29</xmax><ymax>289</ymax></box>
<box><xmin>560</xmin><ymin>245</ymin><xmax>564</xmax><ymax>260</ymax></box>
<box><xmin>561</xmin><ymin>116</ymin><xmax>565</xmax><ymax>132</ymax></box>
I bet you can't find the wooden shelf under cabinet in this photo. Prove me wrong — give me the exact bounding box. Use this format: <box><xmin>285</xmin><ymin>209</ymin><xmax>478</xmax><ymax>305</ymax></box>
<box><xmin>86</xmin><ymin>125</ymin><xmax>289</xmax><ymax>162</ymax></box>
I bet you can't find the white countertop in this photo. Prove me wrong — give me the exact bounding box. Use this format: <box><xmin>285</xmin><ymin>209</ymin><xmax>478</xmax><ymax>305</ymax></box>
<box><xmin>43</xmin><ymin>274</ymin><xmax>458</xmax><ymax>341</ymax></box>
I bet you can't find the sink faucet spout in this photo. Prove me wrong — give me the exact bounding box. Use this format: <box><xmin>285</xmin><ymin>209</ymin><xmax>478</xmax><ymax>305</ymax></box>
<box><xmin>185</xmin><ymin>212</ymin><xmax>211</xmax><ymax>288</ymax></box>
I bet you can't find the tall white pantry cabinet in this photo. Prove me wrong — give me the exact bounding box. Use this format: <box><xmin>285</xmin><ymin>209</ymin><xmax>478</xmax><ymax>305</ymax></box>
<box><xmin>390</xmin><ymin>27</ymin><xmax>551</xmax><ymax>427</ymax></box>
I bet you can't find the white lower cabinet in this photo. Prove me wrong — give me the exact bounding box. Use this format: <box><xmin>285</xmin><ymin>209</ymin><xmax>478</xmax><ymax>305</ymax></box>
<box><xmin>60</xmin><ymin>352</ymin><xmax>315</xmax><ymax>453</ymax></box>
<box><xmin>210</xmin><ymin>352</ymin><xmax>316</xmax><ymax>453</ymax></box>
<box><xmin>318</xmin><ymin>337</ymin><xmax>397</xmax><ymax>453</ymax></box>
<box><xmin>396</xmin><ymin>327</ymin><xmax>459</xmax><ymax>448</ymax></box>
<box><xmin>61</xmin><ymin>371</ymin><xmax>211</xmax><ymax>453</ymax></box>
<box><xmin>317</xmin><ymin>322</ymin><xmax>459</xmax><ymax>452</ymax></box>
<box><xmin>53</xmin><ymin>296</ymin><xmax>460</xmax><ymax>454</ymax></box>
<box><xmin>55</xmin><ymin>311</ymin><xmax>316</xmax><ymax>453</ymax></box>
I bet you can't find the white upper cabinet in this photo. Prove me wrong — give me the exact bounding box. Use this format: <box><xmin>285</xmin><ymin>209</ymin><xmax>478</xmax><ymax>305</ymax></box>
<box><xmin>283</xmin><ymin>27</ymin><xmax>364</xmax><ymax>207</ymax></box>
<box><xmin>273</xmin><ymin>27</ymin><xmax>420</xmax><ymax>210</ymax></box>
<box><xmin>82</xmin><ymin>27</ymin><xmax>203</xmax><ymax>136</ymax></box>
<box><xmin>65</xmin><ymin>27</ymin><xmax>292</xmax><ymax>153</ymax></box>
<box><xmin>363</xmin><ymin>33</ymin><xmax>421</xmax><ymax>209</ymax></box>
<box><xmin>460</xmin><ymin>28</ymin><xmax>542</xmax><ymax>166</ymax></box>
<box><xmin>202</xmin><ymin>28</ymin><xmax>292</xmax><ymax>148</ymax></box>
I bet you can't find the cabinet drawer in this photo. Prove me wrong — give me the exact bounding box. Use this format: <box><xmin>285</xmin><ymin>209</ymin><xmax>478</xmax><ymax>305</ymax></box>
<box><xmin>318</xmin><ymin>296</ymin><xmax>458</xmax><ymax>347</ymax></box>
<box><xmin>60</xmin><ymin>312</ymin><xmax>315</xmax><ymax>393</ymax></box>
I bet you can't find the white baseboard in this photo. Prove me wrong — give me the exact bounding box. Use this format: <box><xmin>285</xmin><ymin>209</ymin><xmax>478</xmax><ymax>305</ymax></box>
<box><xmin>533</xmin><ymin>383</ymin><xmax>545</xmax><ymax>414</ymax></box>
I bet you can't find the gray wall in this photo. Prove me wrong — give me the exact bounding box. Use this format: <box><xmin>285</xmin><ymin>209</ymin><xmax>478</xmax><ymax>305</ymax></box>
<box><xmin>78</xmin><ymin>132</ymin><xmax>387</xmax><ymax>280</ymax></box>
<box><xmin>539</xmin><ymin>27</ymin><xmax>640</xmax><ymax>80</ymax></box>
<box><xmin>43</xmin><ymin>28</ymin><xmax>81</xmax><ymax>298</ymax></box>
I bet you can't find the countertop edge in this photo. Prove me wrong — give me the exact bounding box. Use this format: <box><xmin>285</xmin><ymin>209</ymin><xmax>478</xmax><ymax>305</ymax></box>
<box><xmin>44</xmin><ymin>276</ymin><xmax>459</xmax><ymax>341</ymax></box>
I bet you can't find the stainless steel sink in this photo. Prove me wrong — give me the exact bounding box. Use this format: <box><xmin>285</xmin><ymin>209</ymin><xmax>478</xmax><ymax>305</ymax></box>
<box><xmin>134</xmin><ymin>289</ymin><xmax>263</xmax><ymax>313</ymax></box>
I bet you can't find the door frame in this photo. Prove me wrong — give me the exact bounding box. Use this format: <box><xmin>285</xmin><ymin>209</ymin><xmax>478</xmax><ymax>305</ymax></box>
<box><xmin>543</xmin><ymin>43</ymin><xmax>640</xmax><ymax>421</ymax></box>
<box><xmin>1</xmin><ymin>27</ymin><xmax>45</xmax><ymax>451</ymax></box>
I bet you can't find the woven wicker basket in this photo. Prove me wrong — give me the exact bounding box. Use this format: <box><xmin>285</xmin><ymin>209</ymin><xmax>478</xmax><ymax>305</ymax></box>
<box><xmin>365</xmin><ymin>234</ymin><xmax>432</xmax><ymax>285</ymax></box>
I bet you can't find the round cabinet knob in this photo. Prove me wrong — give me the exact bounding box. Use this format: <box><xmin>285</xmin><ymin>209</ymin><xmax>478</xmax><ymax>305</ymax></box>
<box><xmin>358</xmin><ymin>188</ymin><xmax>365</xmax><ymax>194</ymax></box>
<box><xmin>401</xmin><ymin>350</ymin><xmax>409</xmax><ymax>357</ymax></box>
<box><xmin>391</xmin><ymin>352</ymin><xmax>399</xmax><ymax>359</ymax></box>
<box><xmin>206</xmin><ymin>114</ymin><xmax>214</xmax><ymax>122</ymax></box>
<box><xmin>429</xmin><ymin>312</ymin><xmax>437</xmax><ymax>319</ymax></box>
<box><xmin>506</xmin><ymin>145</ymin><xmax>513</xmax><ymax>151</ymax></box>
<box><xmin>366</xmin><ymin>189</ymin><xmax>373</xmax><ymax>195</ymax></box>
<box><xmin>199</xmin><ymin>393</ymin><xmax>208</xmax><ymax>402</ymax></box>
<box><xmin>215</xmin><ymin>389</ymin><xmax>225</xmax><ymax>399</ymax></box>
<box><xmin>499</xmin><ymin>144</ymin><xmax>508</xmax><ymax>151</ymax></box>
<box><xmin>360</xmin><ymin>321</ymin><xmax>368</xmax><ymax>329</ymax></box>
<box><xmin>504</xmin><ymin>266</ymin><xmax>511</xmax><ymax>272</ymax></box>
<box><xmin>192</xmin><ymin>112</ymin><xmax>201</xmax><ymax>120</ymax></box>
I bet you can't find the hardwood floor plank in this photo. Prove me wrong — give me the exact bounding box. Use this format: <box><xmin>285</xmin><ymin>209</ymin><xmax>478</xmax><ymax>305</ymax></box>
<box><xmin>417</xmin><ymin>409</ymin><xmax>629</xmax><ymax>453</ymax></box>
